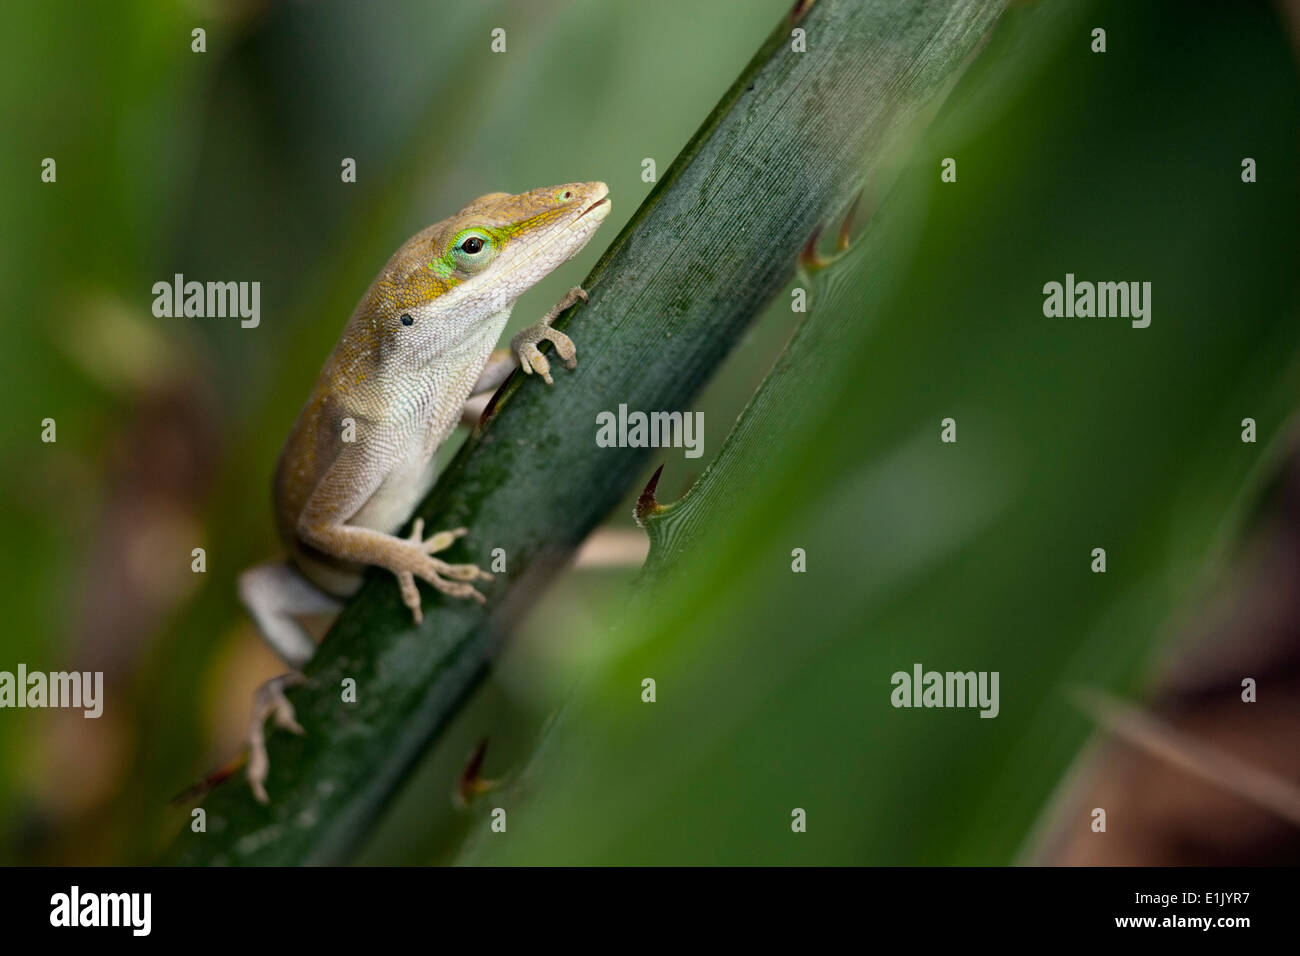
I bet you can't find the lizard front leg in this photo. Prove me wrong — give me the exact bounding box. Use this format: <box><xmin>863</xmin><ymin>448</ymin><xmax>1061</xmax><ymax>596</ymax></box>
<box><xmin>297</xmin><ymin>456</ymin><xmax>493</xmax><ymax>624</ymax></box>
<box><xmin>460</xmin><ymin>286</ymin><xmax>589</xmax><ymax>425</ymax></box>
<box><xmin>511</xmin><ymin>285</ymin><xmax>586</xmax><ymax>385</ymax></box>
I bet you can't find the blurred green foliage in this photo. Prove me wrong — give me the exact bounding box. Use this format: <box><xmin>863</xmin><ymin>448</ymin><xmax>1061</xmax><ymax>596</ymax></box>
<box><xmin>456</xmin><ymin>0</ymin><xmax>1300</xmax><ymax>863</ymax></box>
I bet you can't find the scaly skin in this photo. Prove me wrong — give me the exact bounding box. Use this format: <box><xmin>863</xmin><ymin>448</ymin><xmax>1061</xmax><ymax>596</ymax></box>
<box><xmin>278</xmin><ymin>181</ymin><xmax>610</xmax><ymax>601</ymax></box>
<box><xmin>238</xmin><ymin>182</ymin><xmax>611</xmax><ymax>801</ymax></box>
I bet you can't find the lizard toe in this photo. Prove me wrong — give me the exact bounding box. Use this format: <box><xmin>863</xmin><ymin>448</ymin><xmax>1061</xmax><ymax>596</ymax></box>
<box><xmin>396</xmin><ymin>569</ymin><xmax>423</xmax><ymax>623</ymax></box>
<box><xmin>421</xmin><ymin>526</ymin><xmax>469</xmax><ymax>554</ymax></box>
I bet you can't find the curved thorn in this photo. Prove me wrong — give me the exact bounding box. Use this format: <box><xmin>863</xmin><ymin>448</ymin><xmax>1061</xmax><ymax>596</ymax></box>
<box><xmin>635</xmin><ymin>463</ymin><xmax>667</xmax><ymax>526</ymax></box>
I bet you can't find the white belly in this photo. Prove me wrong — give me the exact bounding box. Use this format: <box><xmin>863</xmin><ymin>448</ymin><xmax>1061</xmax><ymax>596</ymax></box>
<box><xmin>346</xmin><ymin>310</ymin><xmax>510</xmax><ymax>536</ymax></box>
<box><xmin>350</xmin><ymin>451</ymin><xmax>441</xmax><ymax>535</ymax></box>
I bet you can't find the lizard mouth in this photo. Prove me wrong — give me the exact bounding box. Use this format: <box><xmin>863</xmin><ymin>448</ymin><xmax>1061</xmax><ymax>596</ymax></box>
<box><xmin>580</xmin><ymin>190</ymin><xmax>611</xmax><ymax>220</ymax></box>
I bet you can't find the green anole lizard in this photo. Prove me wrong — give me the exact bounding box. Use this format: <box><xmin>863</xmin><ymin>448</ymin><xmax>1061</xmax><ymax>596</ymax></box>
<box><xmin>237</xmin><ymin>182</ymin><xmax>611</xmax><ymax>802</ymax></box>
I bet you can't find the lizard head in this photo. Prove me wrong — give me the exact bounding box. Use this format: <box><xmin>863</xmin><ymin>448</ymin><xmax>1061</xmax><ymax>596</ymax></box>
<box><xmin>358</xmin><ymin>182</ymin><xmax>611</xmax><ymax>372</ymax></box>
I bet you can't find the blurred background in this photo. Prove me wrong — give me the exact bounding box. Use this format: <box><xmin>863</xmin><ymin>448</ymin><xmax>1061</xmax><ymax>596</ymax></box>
<box><xmin>0</xmin><ymin>0</ymin><xmax>1298</xmax><ymax>865</ymax></box>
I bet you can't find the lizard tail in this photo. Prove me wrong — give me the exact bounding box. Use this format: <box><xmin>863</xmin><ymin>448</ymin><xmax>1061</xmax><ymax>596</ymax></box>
<box><xmin>168</xmin><ymin>751</ymin><xmax>247</xmax><ymax>806</ymax></box>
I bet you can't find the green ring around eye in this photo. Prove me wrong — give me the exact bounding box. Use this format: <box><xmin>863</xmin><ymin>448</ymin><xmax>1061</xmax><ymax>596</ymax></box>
<box><xmin>451</xmin><ymin>229</ymin><xmax>491</xmax><ymax>256</ymax></box>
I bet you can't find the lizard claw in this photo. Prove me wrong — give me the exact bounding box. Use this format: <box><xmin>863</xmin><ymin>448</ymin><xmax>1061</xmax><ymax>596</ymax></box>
<box><xmin>436</xmin><ymin>561</ymin><xmax>494</xmax><ymax>583</ymax></box>
<box><xmin>396</xmin><ymin>569</ymin><xmax>424</xmax><ymax>623</ymax></box>
<box><xmin>422</xmin><ymin>573</ymin><xmax>489</xmax><ymax>605</ymax></box>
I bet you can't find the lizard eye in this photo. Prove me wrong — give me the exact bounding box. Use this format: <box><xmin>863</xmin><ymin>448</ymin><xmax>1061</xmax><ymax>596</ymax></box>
<box><xmin>556</xmin><ymin>188</ymin><xmax>574</xmax><ymax>202</ymax></box>
<box><xmin>400</xmin><ymin>313</ymin><xmax>414</xmax><ymax>326</ymax></box>
<box><xmin>449</xmin><ymin>229</ymin><xmax>497</xmax><ymax>273</ymax></box>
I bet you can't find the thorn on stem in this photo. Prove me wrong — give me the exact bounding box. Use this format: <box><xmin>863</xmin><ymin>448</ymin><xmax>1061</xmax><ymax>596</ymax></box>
<box><xmin>838</xmin><ymin>191</ymin><xmax>863</xmax><ymax>251</ymax></box>
<box><xmin>635</xmin><ymin>463</ymin><xmax>667</xmax><ymax>526</ymax></box>
<box><xmin>455</xmin><ymin>738</ymin><xmax>495</xmax><ymax>807</ymax></box>
<box><xmin>799</xmin><ymin>225</ymin><xmax>830</xmax><ymax>271</ymax></box>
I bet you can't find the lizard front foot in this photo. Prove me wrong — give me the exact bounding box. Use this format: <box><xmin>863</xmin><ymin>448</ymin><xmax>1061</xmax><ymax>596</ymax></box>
<box><xmin>247</xmin><ymin>671</ymin><xmax>307</xmax><ymax>804</ymax></box>
<box><xmin>394</xmin><ymin>518</ymin><xmax>494</xmax><ymax>623</ymax></box>
<box><xmin>512</xmin><ymin>285</ymin><xmax>586</xmax><ymax>385</ymax></box>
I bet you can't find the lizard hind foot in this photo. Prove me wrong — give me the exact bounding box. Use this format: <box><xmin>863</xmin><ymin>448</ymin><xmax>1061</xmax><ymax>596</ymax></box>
<box><xmin>247</xmin><ymin>671</ymin><xmax>308</xmax><ymax>805</ymax></box>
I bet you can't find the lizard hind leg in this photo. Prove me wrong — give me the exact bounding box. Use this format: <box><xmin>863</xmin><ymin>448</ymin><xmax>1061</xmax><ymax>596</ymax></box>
<box><xmin>238</xmin><ymin>560</ymin><xmax>342</xmax><ymax>668</ymax></box>
<box><xmin>237</xmin><ymin>561</ymin><xmax>342</xmax><ymax>803</ymax></box>
<box><xmin>247</xmin><ymin>672</ymin><xmax>306</xmax><ymax>804</ymax></box>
